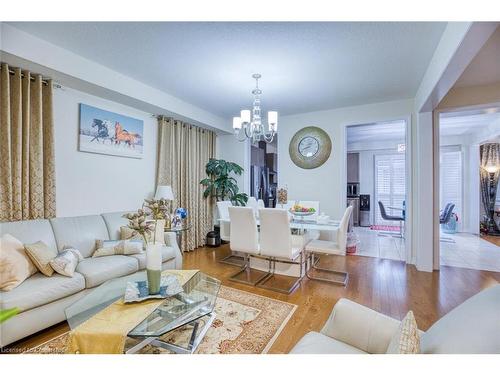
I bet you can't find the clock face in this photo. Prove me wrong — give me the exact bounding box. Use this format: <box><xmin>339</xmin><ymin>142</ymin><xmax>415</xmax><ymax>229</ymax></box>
<box><xmin>289</xmin><ymin>126</ymin><xmax>332</xmax><ymax>169</ymax></box>
<box><xmin>298</xmin><ymin>136</ymin><xmax>319</xmax><ymax>158</ymax></box>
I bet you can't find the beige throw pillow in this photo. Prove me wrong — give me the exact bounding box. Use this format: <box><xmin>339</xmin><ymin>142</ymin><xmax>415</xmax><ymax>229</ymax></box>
<box><xmin>386</xmin><ymin>311</ymin><xmax>421</xmax><ymax>354</ymax></box>
<box><xmin>93</xmin><ymin>240</ymin><xmax>143</xmax><ymax>258</ymax></box>
<box><xmin>50</xmin><ymin>248</ymin><xmax>83</xmax><ymax>277</ymax></box>
<box><xmin>24</xmin><ymin>241</ymin><xmax>58</xmax><ymax>277</ymax></box>
<box><xmin>0</xmin><ymin>234</ymin><xmax>38</xmax><ymax>291</ymax></box>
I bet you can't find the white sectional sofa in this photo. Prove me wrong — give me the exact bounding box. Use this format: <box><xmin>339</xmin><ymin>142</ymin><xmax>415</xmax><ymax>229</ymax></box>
<box><xmin>0</xmin><ymin>212</ymin><xmax>182</xmax><ymax>347</ymax></box>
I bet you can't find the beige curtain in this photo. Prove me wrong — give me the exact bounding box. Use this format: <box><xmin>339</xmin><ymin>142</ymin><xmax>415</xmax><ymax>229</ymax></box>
<box><xmin>157</xmin><ymin>117</ymin><xmax>216</xmax><ymax>252</ymax></box>
<box><xmin>0</xmin><ymin>63</ymin><xmax>56</xmax><ymax>222</ymax></box>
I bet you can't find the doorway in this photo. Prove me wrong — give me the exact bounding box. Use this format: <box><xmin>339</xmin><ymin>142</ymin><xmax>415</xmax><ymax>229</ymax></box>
<box><xmin>438</xmin><ymin>106</ymin><xmax>500</xmax><ymax>272</ymax></box>
<box><xmin>345</xmin><ymin>119</ymin><xmax>409</xmax><ymax>261</ymax></box>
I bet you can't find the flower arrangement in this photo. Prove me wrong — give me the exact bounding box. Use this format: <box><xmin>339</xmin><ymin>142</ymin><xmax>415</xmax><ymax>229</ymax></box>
<box><xmin>143</xmin><ymin>198</ymin><xmax>169</xmax><ymax>220</ymax></box>
<box><xmin>122</xmin><ymin>209</ymin><xmax>156</xmax><ymax>244</ymax></box>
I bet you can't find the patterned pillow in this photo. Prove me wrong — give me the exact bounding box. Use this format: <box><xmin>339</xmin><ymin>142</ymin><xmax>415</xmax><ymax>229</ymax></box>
<box><xmin>92</xmin><ymin>239</ymin><xmax>143</xmax><ymax>258</ymax></box>
<box><xmin>24</xmin><ymin>241</ymin><xmax>58</xmax><ymax>277</ymax></box>
<box><xmin>386</xmin><ymin>311</ymin><xmax>421</xmax><ymax>354</ymax></box>
<box><xmin>49</xmin><ymin>248</ymin><xmax>83</xmax><ymax>277</ymax></box>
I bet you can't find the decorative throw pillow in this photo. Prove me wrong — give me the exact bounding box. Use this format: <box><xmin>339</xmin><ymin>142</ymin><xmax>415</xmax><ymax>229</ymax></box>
<box><xmin>120</xmin><ymin>226</ymin><xmax>165</xmax><ymax>246</ymax></box>
<box><xmin>49</xmin><ymin>248</ymin><xmax>83</xmax><ymax>277</ymax></box>
<box><xmin>92</xmin><ymin>240</ymin><xmax>143</xmax><ymax>258</ymax></box>
<box><xmin>386</xmin><ymin>311</ymin><xmax>421</xmax><ymax>354</ymax></box>
<box><xmin>0</xmin><ymin>234</ymin><xmax>38</xmax><ymax>291</ymax></box>
<box><xmin>24</xmin><ymin>241</ymin><xmax>59</xmax><ymax>277</ymax></box>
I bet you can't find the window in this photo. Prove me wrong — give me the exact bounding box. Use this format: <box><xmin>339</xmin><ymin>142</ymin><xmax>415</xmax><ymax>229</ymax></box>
<box><xmin>440</xmin><ymin>149</ymin><xmax>462</xmax><ymax>229</ymax></box>
<box><xmin>374</xmin><ymin>153</ymin><xmax>406</xmax><ymax>225</ymax></box>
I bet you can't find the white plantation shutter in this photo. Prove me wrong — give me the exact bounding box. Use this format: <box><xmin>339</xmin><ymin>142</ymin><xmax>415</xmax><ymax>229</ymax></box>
<box><xmin>374</xmin><ymin>153</ymin><xmax>406</xmax><ymax>225</ymax></box>
<box><xmin>440</xmin><ymin>150</ymin><xmax>462</xmax><ymax>229</ymax></box>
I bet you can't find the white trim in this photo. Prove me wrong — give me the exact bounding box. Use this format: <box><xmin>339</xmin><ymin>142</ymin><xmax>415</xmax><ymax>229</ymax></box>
<box><xmin>345</xmin><ymin>115</ymin><xmax>413</xmax><ymax>264</ymax></box>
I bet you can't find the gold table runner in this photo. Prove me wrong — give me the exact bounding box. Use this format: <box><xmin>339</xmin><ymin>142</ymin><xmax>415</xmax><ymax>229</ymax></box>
<box><xmin>66</xmin><ymin>269</ymin><xmax>199</xmax><ymax>354</ymax></box>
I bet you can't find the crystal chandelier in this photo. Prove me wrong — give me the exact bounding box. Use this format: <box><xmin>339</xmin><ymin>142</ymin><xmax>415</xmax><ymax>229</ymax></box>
<box><xmin>232</xmin><ymin>74</ymin><xmax>278</xmax><ymax>144</ymax></box>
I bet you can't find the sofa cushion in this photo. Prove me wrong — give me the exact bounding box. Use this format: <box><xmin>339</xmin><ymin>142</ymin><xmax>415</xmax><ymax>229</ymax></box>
<box><xmin>421</xmin><ymin>284</ymin><xmax>500</xmax><ymax>354</ymax></box>
<box><xmin>0</xmin><ymin>219</ymin><xmax>57</xmax><ymax>251</ymax></box>
<box><xmin>101</xmin><ymin>212</ymin><xmax>130</xmax><ymax>240</ymax></box>
<box><xmin>289</xmin><ymin>331</ymin><xmax>366</xmax><ymax>354</ymax></box>
<box><xmin>76</xmin><ymin>255</ymin><xmax>139</xmax><ymax>288</ymax></box>
<box><xmin>0</xmin><ymin>272</ymin><xmax>85</xmax><ymax>312</ymax></box>
<box><xmin>131</xmin><ymin>246</ymin><xmax>176</xmax><ymax>269</ymax></box>
<box><xmin>50</xmin><ymin>215</ymin><xmax>110</xmax><ymax>258</ymax></box>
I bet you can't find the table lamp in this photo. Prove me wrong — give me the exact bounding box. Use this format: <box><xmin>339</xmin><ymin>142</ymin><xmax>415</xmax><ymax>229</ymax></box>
<box><xmin>154</xmin><ymin>185</ymin><xmax>174</xmax><ymax>201</ymax></box>
<box><xmin>154</xmin><ymin>185</ymin><xmax>175</xmax><ymax>228</ymax></box>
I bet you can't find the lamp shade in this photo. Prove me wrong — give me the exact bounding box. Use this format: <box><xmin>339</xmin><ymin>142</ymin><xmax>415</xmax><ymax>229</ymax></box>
<box><xmin>268</xmin><ymin>111</ymin><xmax>278</xmax><ymax>131</ymax></box>
<box><xmin>240</xmin><ymin>110</ymin><xmax>251</xmax><ymax>124</ymax></box>
<box><xmin>154</xmin><ymin>185</ymin><xmax>174</xmax><ymax>200</ymax></box>
<box><xmin>233</xmin><ymin>116</ymin><xmax>242</xmax><ymax>130</ymax></box>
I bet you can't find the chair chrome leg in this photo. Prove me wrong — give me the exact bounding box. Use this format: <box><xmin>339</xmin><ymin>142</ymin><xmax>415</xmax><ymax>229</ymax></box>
<box><xmin>306</xmin><ymin>253</ymin><xmax>349</xmax><ymax>286</ymax></box>
<box><xmin>228</xmin><ymin>255</ymin><xmax>271</xmax><ymax>286</ymax></box>
<box><xmin>256</xmin><ymin>252</ymin><xmax>305</xmax><ymax>295</ymax></box>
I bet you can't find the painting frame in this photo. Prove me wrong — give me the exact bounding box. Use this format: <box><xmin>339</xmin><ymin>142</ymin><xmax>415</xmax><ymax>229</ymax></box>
<box><xmin>78</xmin><ymin>103</ymin><xmax>144</xmax><ymax>159</ymax></box>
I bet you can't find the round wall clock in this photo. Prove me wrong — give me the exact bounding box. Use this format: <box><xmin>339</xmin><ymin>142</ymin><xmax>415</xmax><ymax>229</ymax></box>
<box><xmin>289</xmin><ymin>126</ymin><xmax>332</xmax><ymax>169</ymax></box>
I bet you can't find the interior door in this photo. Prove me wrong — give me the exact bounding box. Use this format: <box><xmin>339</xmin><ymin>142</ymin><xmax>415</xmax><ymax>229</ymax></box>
<box><xmin>374</xmin><ymin>153</ymin><xmax>406</xmax><ymax>225</ymax></box>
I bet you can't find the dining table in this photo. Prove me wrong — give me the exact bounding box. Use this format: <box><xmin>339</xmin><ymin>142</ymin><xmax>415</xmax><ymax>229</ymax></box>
<box><xmin>218</xmin><ymin>217</ymin><xmax>340</xmax><ymax>234</ymax></box>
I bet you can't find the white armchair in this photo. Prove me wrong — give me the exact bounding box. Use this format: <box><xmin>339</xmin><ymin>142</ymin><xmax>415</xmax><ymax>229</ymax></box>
<box><xmin>291</xmin><ymin>284</ymin><xmax>500</xmax><ymax>354</ymax></box>
<box><xmin>290</xmin><ymin>298</ymin><xmax>400</xmax><ymax>354</ymax></box>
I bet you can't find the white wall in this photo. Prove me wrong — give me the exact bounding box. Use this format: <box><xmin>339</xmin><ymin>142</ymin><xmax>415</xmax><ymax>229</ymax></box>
<box><xmin>277</xmin><ymin>99</ymin><xmax>414</xmax><ymax>219</ymax></box>
<box><xmin>215</xmin><ymin>135</ymin><xmax>250</xmax><ymax>195</ymax></box>
<box><xmin>53</xmin><ymin>86</ymin><xmax>158</xmax><ymax>217</ymax></box>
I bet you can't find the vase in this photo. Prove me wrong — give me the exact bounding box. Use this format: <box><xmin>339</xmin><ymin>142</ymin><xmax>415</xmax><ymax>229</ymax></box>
<box><xmin>146</xmin><ymin>242</ymin><xmax>162</xmax><ymax>295</ymax></box>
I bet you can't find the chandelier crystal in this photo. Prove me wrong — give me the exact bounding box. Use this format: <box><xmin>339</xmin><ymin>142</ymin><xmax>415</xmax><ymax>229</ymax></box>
<box><xmin>233</xmin><ymin>74</ymin><xmax>278</xmax><ymax>144</ymax></box>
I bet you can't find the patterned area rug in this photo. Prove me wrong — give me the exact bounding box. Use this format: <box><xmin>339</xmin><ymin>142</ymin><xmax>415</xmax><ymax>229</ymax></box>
<box><xmin>26</xmin><ymin>286</ymin><xmax>296</xmax><ymax>354</ymax></box>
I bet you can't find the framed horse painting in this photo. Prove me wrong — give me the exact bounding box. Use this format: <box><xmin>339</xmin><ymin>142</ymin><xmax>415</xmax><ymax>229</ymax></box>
<box><xmin>78</xmin><ymin>103</ymin><xmax>144</xmax><ymax>159</ymax></box>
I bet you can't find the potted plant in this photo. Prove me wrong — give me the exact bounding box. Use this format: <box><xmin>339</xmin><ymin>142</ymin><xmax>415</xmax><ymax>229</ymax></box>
<box><xmin>200</xmin><ymin>159</ymin><xmax>248</xmax><ymax>206</ymax></box>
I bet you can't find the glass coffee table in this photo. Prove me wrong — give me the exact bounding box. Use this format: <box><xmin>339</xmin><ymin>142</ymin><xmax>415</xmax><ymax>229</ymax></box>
<box><xmin>65</xmin><ymin>271</ymin><xmax>220</xmax><ymax>354</ymax></box>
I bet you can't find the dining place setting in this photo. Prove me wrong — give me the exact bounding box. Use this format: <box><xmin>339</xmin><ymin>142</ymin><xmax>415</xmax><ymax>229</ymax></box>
<box><xmin>215</xmin><ymin>195</ymin><xmax>354</xmax><ymax>294</ymax></box>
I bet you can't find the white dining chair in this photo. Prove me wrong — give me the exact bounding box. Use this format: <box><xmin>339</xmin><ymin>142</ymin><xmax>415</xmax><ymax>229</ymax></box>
<box><xmin>216</xmin><ymin>200</ymin><xmax>246</xmax><ymax>266</ymax></box>
<box><xmin>258</xmin><ymin>208</ymin><xmax>307</xmax><ymax>294</ymax></box>
<box><xmin>216</xmin><ymin>200</ymin><xmax>232</xmax><ymax>241</ymax></box>
<box><xmin>246</xmin><ymin>196</ymin><xmax>259</xmax><ymax>217</ymax></box>
<box><xmin>228</xmin><ymin>206</ymin><xmax>270</xmax><ymax>285</ymax></box>
<box><xmin>304</xmin><ymin>205</ymin><xmax>353</xmax><ymax>286</ymax></box>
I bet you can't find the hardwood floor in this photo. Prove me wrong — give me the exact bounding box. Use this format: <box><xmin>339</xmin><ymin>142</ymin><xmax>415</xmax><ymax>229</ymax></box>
<box><xmin>482</xmin><ymin>234</ymin><xmax>500</xmax><ymax>247</ymax></box>
<box><xmin>7</xmin><ymin>244</ymin><xmax>500</xmax><ymax>354</ymax></box>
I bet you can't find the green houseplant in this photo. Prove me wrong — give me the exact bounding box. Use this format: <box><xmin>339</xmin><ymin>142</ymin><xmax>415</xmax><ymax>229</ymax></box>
<box><xmin>200</xmin><ymin>159</ymin><xmax>248</xmax><ymax>206</ymax></box>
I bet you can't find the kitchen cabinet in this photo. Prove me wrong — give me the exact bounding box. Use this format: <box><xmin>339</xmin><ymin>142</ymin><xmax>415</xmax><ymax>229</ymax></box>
<box><xmin>347</xmin><ymin>152</ymin><xmax>359</xmax><ymax>183</ymax></box>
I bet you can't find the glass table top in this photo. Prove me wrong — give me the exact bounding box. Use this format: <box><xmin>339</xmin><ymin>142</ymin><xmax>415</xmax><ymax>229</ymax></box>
<box><xmin>65</xmin><ymin>271</ymin><xmax>221</xmax><ymax>338</ymax></box>
<box><xmin>164</xmin><ymin>224</ymin><xmax>192</xmax><ymax>233</ymax></box>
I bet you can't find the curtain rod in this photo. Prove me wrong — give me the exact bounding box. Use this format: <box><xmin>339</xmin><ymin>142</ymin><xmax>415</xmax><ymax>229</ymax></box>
<box><xmin>0</xmin><ymin>65</ymin><xmax>50</xmax><ymax>86</ymax></box>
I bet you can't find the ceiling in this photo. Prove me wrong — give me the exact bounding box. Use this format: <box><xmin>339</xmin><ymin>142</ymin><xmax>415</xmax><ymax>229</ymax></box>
<box><xmin>440</xmin><ymin>107</ymin><xmax>500</xmax><ymax>137</ymax></box>
<box><xmin>346</xmin><ymin>107</ymin><xmax>500</xmax><ymax>145</ymax></box>
<box><xmin>454</xmin><ymin>26</ymin><xmax>500</xmax><ymax>88</ymax></box>
<box><xmin>347</xmin><ymin>120</ymin><xmax>406</xmax><ymax>144</ymax></box>
<box><xmin>7</xmin><ymin>22</ymin><xmax>446</xmax><ymax>119</ymax></box>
